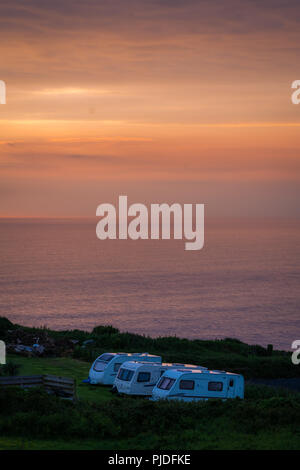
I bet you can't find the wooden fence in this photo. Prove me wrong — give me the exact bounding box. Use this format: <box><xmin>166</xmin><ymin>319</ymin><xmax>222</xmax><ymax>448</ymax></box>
<box><xmin>0</xmin><ymin>374</ymin><xmax>76</xmax><ymax>401</ymax></box>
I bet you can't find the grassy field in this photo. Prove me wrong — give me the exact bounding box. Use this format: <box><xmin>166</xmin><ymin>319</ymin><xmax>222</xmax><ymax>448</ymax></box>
<box><xmin>0</xmin><ymin>353</ymin><xmax>299</xmax><ymax>450</ymax></box>
<box><xmin>6</xmin><ymin>353</ymin><xmax>111</xmax><ymax>405</ymax></box>
<box><xmin>1</xmin><ymin>317</ymin><xmax>300</xmax><ymax>450</ymax></box>
<box><xmin>2</xmin><ymin>316</ymin><xmax>299</xmax><ymax>380</ymax></box>
<box><xmin>0</xmin><ymin>430</ymin><xmax>299</xmax><ymax>450</ymax></box>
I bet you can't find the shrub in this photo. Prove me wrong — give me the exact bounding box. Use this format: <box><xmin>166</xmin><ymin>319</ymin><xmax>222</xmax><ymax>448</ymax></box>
<box><xmin>92</xmin><ymin>325</ymin><xmax>119</xmax><ymax>336</ymax></box>
<box><xmin>0</xmin><ymin>387</ymin><xmax>299</xmax><ymax>442</ymax></box>
<box><xmin>0</xmin><ymin>361</ymin><xmax>21</xmax><ymax>377</ymax></box>
<box><xmin>0</xmin><ymin>317</ymin><xmax>15</xmax><ymax>338</ymax></box>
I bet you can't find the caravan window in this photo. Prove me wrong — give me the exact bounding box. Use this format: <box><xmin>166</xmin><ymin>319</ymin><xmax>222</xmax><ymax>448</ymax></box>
<box><xmin>179</xmin><ymin>380</ymin><xmax>195</xmax><ymax>390</ymax></box>
<box><xmin>208</xmin><ymin>381</ymin><xmax>223</xmax><ymax>392</ymax></box>
<box><xmin>117</xmin><ymin>368</ymin><xmax>134</xmax><ymax>382</ymax></box>
<box><xmin>99</xmin><ymin>354</ymin><xmax>114</xmax><ymax>362</ymax></box>
<box><xmin>113</xmin><ymin>363</ymin><xmax>122</xmax><ymax>372</ymax></box>
<box><xmin>157</xmin><ymin>377</ymin><xmax>176</xmax><ymax>390</ymax></box>
<box><xmin>93</xmin><ymin>354</ymin><xmax>114</xmax><ymax>372</ymax></box>
<box><xmin>137</xmin><ymin>372</ymin><xmax>151</xmax><ymax>382</ymax></box>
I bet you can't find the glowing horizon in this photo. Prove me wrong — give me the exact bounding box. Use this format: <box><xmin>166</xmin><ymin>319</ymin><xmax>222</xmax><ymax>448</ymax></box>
<box><xmin>0</xmin><ymin>0</ymin><xmax>299</xmax><ymax>217</ymax></box>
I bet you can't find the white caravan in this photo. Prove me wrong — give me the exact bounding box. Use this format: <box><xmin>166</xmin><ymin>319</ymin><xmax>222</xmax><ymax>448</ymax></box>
<box><xmin>88</xmin><ymin>352</ymin><xmax>161</xmax><ymax>385</ymax></box>
<box><xmin>152</xmin><ymin>368</ymin><xmax>244</xmax><ymax>401</ymax></box>
<box><xmin>113</xmin><ymin>361</ymin><xmax>207</xmax><ymax>396</ymax></box>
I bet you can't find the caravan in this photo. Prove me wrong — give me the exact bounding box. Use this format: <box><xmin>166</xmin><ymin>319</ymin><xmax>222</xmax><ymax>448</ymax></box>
<box><xmin>152</xmin><ymin>368</ymin><xmax>244</xmax><ymax>401</ymax></box>
<box><xmin>113</xmin><ymin>361</ymin><xmax>207</xmax><ymax>396</ymax></box>
<box><xmin>87</xmin><ymin>352</ymin><xmax>161</xmax><ymax>385</ymax></box>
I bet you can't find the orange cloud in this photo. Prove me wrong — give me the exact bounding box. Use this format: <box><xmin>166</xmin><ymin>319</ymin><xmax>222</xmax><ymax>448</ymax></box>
<box><xmin>0</xmin><ymin>0</ymin><xmax>299</xmax><ymax>215</ymax></box>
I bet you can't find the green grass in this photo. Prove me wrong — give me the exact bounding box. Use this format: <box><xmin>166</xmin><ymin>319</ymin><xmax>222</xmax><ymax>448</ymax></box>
<box><xmin>1</xmin><ymin>315</ymin><xmax>300</xmax><ymax>451</ymax></box>
<box><xmin>0</xmin><ymin>436</ymin><xmax>139</xmax><ymax>450</ymax></box>
<box><xmin>1</xmin><ymin>355</ymin><xmax>300</xmax><ymax>450</ymax></box>
<box><xmin>0</xmin><ymin>428</ymin><xmax>299</xmax><ymax>450</ymax></box>
<box><xmin>7</xmin><ymin>353</ymin><xmax>111</xmax><ymax>404</ymax></box>
<box><xmin>0</xmin><ymin>436</ymin><xmax>150</xmax><ymax>450</ymax></box>
<box><xmin>2</xmin><ymin>315</ymin><xmax>298</xmax><ymax>380</ymax></box>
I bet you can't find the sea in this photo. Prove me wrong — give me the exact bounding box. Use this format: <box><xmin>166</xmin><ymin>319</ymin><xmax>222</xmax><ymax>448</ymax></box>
<box><xmin>0</xmin><ymin>217</ymin><xmax>299</xmax><ymax>350</ymax></box>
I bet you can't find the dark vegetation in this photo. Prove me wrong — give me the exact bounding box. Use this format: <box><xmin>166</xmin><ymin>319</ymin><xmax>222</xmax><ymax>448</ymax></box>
<box><xmin>0</xmin><ymin>386</ymin><xmax>299</xmax><ymax>449</ymax></box>
<box><xmin>0</xmin><ymin>362</ymin><xmax>20</xmax><ymax>376</ymax></box>
<box><xmin>1</xmin><ymin>316</ymin><xmax>298</xmax><ymax>379</ymax></box>
<box><xmin>1</xmin><ymin>316</ymin><xmax>300</xmax><ymax>449</ymax></box>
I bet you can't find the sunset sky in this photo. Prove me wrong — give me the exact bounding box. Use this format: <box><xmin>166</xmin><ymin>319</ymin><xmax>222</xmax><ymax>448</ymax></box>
<box><xmin>0</xmin><ymin>0</ymin><xmax>299</xmax><ymax>216</ymax></box>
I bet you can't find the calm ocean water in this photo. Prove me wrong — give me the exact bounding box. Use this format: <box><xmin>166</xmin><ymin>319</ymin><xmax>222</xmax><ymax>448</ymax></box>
<box><xmin>0</xmin><ymin>217</ymin><xmax>299</xmax><ymax>350</ymax></box>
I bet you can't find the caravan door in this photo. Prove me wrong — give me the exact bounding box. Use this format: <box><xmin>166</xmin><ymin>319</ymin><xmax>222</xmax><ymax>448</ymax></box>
<box><xmin>134</xmin><ymin>370</ymin><xmax>157</xmax><ymax>395</ymax></box>
<box><xmin>226</xmin><ymin>377</ymin><xmax>236</xmax><ymax>398</ymax></box>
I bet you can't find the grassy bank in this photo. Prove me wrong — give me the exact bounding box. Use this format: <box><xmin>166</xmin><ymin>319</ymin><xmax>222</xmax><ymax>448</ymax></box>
<box><xmin>5</xmin><ymin>353</ymin><xmax>111</xmax><ymax>404</ymax></box>
<box><xmin>1</xmin><ymin>317</ymin><xmax>300</xmax><ymax>450</ymax></box>
<box><xmin>0</xmin><ymin>382</ymin><xmax>299</xmax><ymax>450</ymax></box>
<box><xmin>1</xmin><ymin>316</ymin><xmax>298</xmax><ymax>379</ymax></box>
